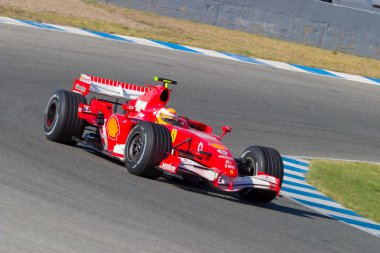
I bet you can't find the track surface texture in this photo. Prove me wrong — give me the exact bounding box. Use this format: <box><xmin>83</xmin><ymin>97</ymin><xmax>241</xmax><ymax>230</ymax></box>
<box><xmin>0</xmin><ymin>24</ymin><xmax>379</xmax><ymax>252</ymax></box>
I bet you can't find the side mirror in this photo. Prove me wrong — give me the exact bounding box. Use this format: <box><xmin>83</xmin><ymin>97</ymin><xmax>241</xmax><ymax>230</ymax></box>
<box><xmin>222</xmin><ymin>125</ymin><xmax>232</xmax><ymax>133</ymax></box>
<box><xmin>219</xmin><ymin>125</ymin><xmax>232</xmax><ymax>140</ymax></box>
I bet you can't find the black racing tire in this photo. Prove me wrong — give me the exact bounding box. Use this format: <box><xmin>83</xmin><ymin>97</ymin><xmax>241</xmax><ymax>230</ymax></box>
<box><xmin>238</xmin><ymin>146</ymin><xmax>284</xmax><ymax>203</ymax></box>
<box><xmin>44</xmin><ymin>90</ymin><xmax>87</xmax><ymax>145</ymax></box>
<box><xmin>124</xmin><ymin>121</ymin><xmax>172</xmax><ymax>179</ymax></box>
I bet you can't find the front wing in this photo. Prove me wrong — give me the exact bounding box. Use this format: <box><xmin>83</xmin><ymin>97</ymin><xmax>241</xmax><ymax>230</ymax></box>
<box><xmin>159</xmin><ymin>156</ymin><xmax>280</xmax><ymax>193</ymax></box>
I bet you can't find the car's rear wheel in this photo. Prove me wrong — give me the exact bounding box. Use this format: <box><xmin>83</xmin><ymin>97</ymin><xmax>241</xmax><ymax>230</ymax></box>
<box><xmin>44</xmin><ymin>90</ymin><xmax>87</xmax><ymax>145</ymax></box>
<box><xmin>124</xmin><ymin>121</ymin><xmax>172</xmax><ymax>179</ymax></box>
<box><xmin>238</xmin><ymin>146</ymin><xmax>284</xmax><ymax>203</ymax></box>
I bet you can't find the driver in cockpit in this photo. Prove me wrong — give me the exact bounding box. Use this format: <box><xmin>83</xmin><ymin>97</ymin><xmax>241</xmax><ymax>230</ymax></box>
<box><xmin>156</xmin><ymin>107</ymin><xmax>179</xmax><ymax>125</ymax></box>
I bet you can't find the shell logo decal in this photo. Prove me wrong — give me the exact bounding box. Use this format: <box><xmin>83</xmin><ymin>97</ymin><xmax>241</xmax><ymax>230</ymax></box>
<box><xmin>107</xmin><ymin>116</ymin><xmax>119</xmax><ymax>139</ymax></box>
<box><xmin>210</xmin><ymin>143</ymin><xmax>225</xmax><ymax>150</ymax></box>
<box><xmin>171</xmin><ymin>129</ymin><xmax>178</xmax><ymax>143</ymax></box>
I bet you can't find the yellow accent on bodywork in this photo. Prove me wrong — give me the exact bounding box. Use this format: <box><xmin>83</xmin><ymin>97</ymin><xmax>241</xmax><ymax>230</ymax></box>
<box><xmin>171</xmin><ymin>129</ymin><xmax>178</xmax><ymax>142</ymax></box>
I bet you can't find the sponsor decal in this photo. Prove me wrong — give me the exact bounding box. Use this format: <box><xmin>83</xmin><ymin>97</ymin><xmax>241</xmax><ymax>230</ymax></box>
<box><xmin>171</xmin><ymin>129</ymin><xmax>178</xmax><ymax>142</ymax></box>
<box><xmin>107</xmin><ymin>116</ymin><xmax>120</xmax><ymax>139</ymax></box>
<box><xmin>160</xmin><ymin>162</ymin><xmax>177</xmax><ymax>174</ymax></box>
<box><xmin>73</xmin><ymin>79</ymin><xmax>90</xmax><ymax>95</ymax></box>
<box><xmin>225</xmin><ymin>160</ymin><xmax>232</xmax><ymax>165</ymax></box>
<box><xmin>217</xmin><ymin>149</ymin><xmax>228</xmax><ymax>155</ymax></box>
<box><xmin>210</xmin><ymin>143</ymin><xmax>225</xmax><ymax>150</ymax></box>
<box><xmin>218</xmin><ymin>155</ymin><xmax>234</xmax><ymax>160</ymax></box>
<box><xmin>75</xmin><ymin>83</ymin><xmax>87</xmax><ymax>93</ymax></box>
<box><xmin>83</xmin><ymin>105</ymin><xmax>91</xmax><ymax>113</ymax></box>
<box><xmin>80</xmin><ymin>74</ymin><xmax>92</xmax><ymax>83</ymax></box>
<box><xmin>225</xmin><ymin>164</ymin><xmax>235</xmax><ymax>169</ymax></box>
<box><xmin>197</xmin><ymin>142</ymin><xmax>204</xmax><ymax>152</ymax></box>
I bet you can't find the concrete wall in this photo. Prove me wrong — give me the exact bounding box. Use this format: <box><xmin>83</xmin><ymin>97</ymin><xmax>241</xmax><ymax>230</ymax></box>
<box><xmin>98</xmin><ymin>0</ymin><xmax>380</xmax><ymax>59</ymax></box>
<box><xmin>333</xmin><ymin>0</ymin><xmax>380</xmax><ymax>13</ymax></box>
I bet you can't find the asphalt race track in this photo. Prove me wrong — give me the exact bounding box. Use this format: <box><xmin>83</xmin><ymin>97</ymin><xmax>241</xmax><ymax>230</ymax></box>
<box><xmin>0</xmin><ymin>24</ymin><xmax>379</xmax><ymax>252</ymax></box>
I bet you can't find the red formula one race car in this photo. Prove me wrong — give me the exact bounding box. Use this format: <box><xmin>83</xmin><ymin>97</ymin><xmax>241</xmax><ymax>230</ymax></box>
<box><xmin>44</xmin><ymin>74</ymin><xmax>284</xmax><ymax>203</ymax></box>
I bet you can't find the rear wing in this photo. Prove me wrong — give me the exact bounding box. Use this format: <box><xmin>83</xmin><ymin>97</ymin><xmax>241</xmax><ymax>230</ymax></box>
<box><xmin>72</xmin><ymin>74</ymin><xmax>152</xmax><ymax>100</ymax></box>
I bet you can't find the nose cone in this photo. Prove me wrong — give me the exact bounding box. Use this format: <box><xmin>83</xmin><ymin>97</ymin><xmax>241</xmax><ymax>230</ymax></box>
<box><xmin>210</xmin><ymin>145</ymin><xmax>238</xmax><ymax>177</ymax></box>
<box><xmin>219</xmin><ymin>158</ymin><xmax>238</xmax><ymax>177</ymax></box>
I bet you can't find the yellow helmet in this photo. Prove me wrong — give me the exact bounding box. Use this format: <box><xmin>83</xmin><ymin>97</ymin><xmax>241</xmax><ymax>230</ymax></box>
<box><xmin>156</xmin><ymin>107</ymin><xmax>178</xmax><ymax>125</ymax></box>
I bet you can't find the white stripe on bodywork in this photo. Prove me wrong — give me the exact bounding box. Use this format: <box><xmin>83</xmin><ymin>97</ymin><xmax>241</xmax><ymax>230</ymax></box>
<box><xmin>179</xmin><ymin>158</ymin><xmax>276</xmax><ymax>191</ymax></box>
<box><xmin>89</xmin><ymin>81</ymin><xmax>144</xmax><ymax>99</ymax></box>
<box><xmin>113</xmin><ymin>144</ymin><xmax>125</xmax><ymax>155</ymax></box>
<box><xmin>218</xmin><ymin>174</ymin><xmax>273</xmax><ymax>187</ymax></box>
<box><xmin>135</xmin><ymin>100</ymin><xmax>147</xmax><ymax>112</ymax></box>
<box><xmin>179</xmin><ymin>158</ymin><xmax>217</xmax><ymax>181</ymax></box>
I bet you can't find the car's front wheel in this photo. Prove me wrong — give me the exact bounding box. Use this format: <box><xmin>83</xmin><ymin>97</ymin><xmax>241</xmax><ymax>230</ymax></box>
<box><xmin>238</xmin><ymin>146</ymin><xmax>284</xmax><ymax>203</ymax></box>
<box><xmin>124</xmin><ymin>121</ymin><xmax>172</xmax><ymax>179</ymax></box>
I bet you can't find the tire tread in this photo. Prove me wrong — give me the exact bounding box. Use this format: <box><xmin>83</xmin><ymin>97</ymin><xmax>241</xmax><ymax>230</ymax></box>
<box><xmin>238</xmin><ymin>145</ymin><xmax>284</xmax><ymax>203</ymax></box>
<box><xmin>44</xmin><ymin>90</ymin><xmax>87</xmax><ymax>145</ymax></box>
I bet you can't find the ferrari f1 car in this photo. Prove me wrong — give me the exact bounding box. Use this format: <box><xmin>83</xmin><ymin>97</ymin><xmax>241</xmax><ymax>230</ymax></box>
<box><xmin>44</xmin><ymin>74</ymin><xmax>284</xmax><ymax>203</ymax></box>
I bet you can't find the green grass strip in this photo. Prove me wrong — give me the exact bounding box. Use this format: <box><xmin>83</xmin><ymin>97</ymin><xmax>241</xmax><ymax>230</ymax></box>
<box><xmin>308</xmin><ymin>160</ymin><xmax>380</xmax><ymax>223</ymax></box>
